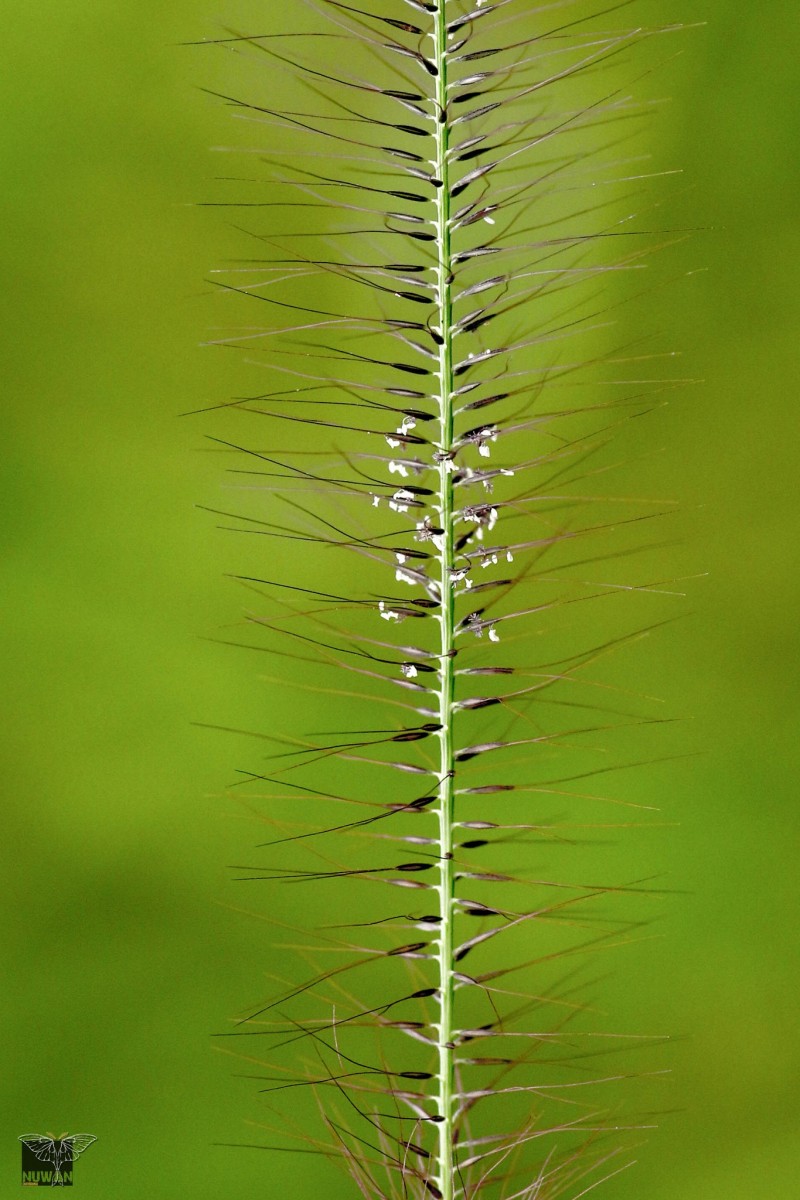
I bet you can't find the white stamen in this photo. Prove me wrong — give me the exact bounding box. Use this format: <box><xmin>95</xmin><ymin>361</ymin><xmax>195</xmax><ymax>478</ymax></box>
<box><xmin>389</xmin><ymin>488</ymin><xmax>414</xmax><ymax>514</ymax></box>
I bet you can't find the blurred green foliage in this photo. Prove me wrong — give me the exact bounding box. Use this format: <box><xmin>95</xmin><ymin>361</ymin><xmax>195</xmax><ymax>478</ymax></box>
<box><xmin>1</xmin><ymin>2</ymin><xmax>797</xmax><ymax>1197</ymax></box>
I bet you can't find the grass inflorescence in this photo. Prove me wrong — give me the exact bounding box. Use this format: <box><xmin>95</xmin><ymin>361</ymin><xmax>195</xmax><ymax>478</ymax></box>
<box><xmin>196</xmin><ymin>3</ymin><xmax>689</xmax><ymax>1197</ymax></box>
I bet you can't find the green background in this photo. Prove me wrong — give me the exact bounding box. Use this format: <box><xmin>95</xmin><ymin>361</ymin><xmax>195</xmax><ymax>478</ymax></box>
<box><xmin>2</xmin><ymin>2</ymin><xmax>797</xmax><ymax>1196</ymax></box>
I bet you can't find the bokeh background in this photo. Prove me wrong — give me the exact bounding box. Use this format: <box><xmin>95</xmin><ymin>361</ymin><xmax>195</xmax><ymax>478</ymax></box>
<box><xmin>2</xmin><ymin>1</ymin><xmax>797</xmax><ymax>1197</ymax></box>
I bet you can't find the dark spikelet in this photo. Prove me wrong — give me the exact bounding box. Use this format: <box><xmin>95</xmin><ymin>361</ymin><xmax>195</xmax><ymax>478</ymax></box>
<box><xmin>196</xmin><ymin>2</ymin><xmax>690</xmax><ymax>1198</ymax></box>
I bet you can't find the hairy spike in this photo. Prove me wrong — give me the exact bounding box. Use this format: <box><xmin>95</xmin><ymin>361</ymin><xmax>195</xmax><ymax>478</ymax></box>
<box><xmin>199</xmin><ymin>4</ymin><xmax>690</xmax><ymax>1198</ymax></box>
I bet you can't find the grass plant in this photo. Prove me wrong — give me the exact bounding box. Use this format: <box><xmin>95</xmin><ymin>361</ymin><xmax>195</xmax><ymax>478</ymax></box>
<box><xmin>196</xmin><ymin>3</ymin><xmax>689</xmax><ymax>1196</ymax></box>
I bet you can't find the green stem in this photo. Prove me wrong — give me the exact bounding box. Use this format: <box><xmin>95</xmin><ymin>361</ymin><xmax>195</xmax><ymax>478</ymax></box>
<box><xmin>433</xmin><ymin>7</ymin><xmax>456</xmax><ymax>1199</ymax></box>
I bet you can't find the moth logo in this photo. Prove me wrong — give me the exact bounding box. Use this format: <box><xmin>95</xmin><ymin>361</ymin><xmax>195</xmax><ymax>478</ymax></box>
<box><xmin>19</xmin><ymin>1133</ymin><xmax>96</xmax><ymax>1187</ymax></box>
